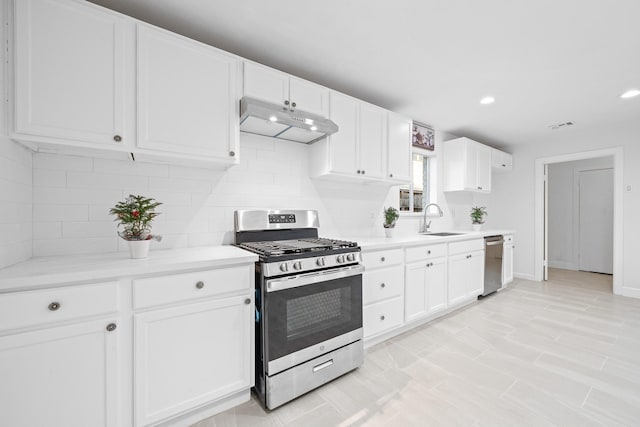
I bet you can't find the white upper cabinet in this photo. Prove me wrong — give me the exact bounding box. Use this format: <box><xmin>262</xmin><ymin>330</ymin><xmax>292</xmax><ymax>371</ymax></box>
<box><xmin>443</xmin><ymin>137</ymin><xmax>492</xmax><ymax>193</ymax></box>
<box><xmin>491</xmin><ymin>147</ymin><xmax>513</xmax><ymax>172</ymax></box>
<box><xmin>386</xmin><ymin>112</ymin><xmax>412</xmax><ymax>183</ymax></box>
<box><xmin>243</xmin><ymin>62</ymin><xmax>329</xmax><ymax>117</ymax></box>
<box><xmin>309</xmin><ymin>91</ymin><xmax>387</xmax><ymax>182</ymax></box>
<box><xmin>13</xmin><ymin>0</ymin><xmax>134</xmax><ymax>150</ymax></box>
<box><xmin>137</xmin><ymin>24</ymin><xmax>240</xmax><ymax>162</ymax></box>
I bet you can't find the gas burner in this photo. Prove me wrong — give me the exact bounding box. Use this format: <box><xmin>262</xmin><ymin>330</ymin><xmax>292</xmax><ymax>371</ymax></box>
<box><xmin>237</xmin><ymin>237</ymin><xmax>358</xmax><ymax>258</ymax></box>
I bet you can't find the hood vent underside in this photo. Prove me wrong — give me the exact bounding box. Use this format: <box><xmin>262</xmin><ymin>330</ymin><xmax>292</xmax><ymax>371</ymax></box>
<box><xmin>240</xmin><ymin>97</ymin><xmax>339</xmax><ymax>144</ymax></box>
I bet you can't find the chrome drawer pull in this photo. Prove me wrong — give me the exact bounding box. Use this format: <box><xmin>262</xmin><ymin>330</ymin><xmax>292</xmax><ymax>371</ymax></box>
<box><xmin>48</xmin><ymin>302</ymin><xmax>60</xmax><ymax>311</ymax></box>
<box><xmin>195</xmin><ymin>281</ymin><xmax>205</xmax><ymax>289</ymax></box>
<box><xmin>106</xmin><ymin>323</ymin><xmax>117</xmax><ymax>332</ymax></box>
<box><xmin>313</xmin><ymin>359</ymin><xmax>334</xmax><ymax>373</ymax></box>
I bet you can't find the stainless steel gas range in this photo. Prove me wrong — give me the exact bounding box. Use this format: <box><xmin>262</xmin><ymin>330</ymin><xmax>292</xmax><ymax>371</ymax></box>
<box><xmin>234</xmin><ymin>209</ymin><xmax>364</xmax><ymax>410</ymax></box>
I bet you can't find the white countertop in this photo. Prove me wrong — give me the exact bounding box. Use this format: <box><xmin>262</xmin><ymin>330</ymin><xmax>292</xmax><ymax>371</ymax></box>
<box><xmin>351</xmin><ymin>229</ymin><xmax>515</xmax><ymax>251</ymax></box>
<box><xmin>0</xmin><ymin>246</ymin><xmax>258</xmax><ymax>293</ymax></box>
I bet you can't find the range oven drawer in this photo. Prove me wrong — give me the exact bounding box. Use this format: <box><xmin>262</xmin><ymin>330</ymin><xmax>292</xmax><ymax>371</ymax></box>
<box><xmin>265</xmin><ymin>339</ymin><xmax>364</xmax><ymax>410</ymax></box>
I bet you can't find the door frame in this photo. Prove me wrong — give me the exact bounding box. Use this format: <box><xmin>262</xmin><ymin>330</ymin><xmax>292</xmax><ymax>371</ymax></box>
<box><xmin>534</xmin><ymin>147</ymin><xmax>623</xmax><ymax>295</ymax></box>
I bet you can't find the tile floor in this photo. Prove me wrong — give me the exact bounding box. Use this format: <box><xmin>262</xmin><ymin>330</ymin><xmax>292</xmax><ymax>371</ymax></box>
<box><xmin>194</xmin><ymin>269</ymin><xmax>640</xmax><ymax>426</ymax></box>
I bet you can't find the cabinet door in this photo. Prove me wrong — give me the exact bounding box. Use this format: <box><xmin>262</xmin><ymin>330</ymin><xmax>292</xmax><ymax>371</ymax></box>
<box><xmin>138</xmin><ymin>25</ymin><xmax>240</xmax><ymax>159</ymax></box>
<box><xmin>0</xmin><ymin>319</ymin><xmax>121</xmax><ymax>427</ymax></box>
<box><xmin>289</xmin><ymin>77</ymin><xmax>329</xmax><ymax>117</ymax></box>
<box><xmin>387</xmin><ymin>112</ymin><xmax>412</xmax><ymax>183</ymax></box>
<box><xmin>475</xmin><ymin>144</ymin><xmax>492</xmax><ymax>192</ymax></box>
<box><xmin>426</xmin><ymin>257</ymin><xmax>447</xmax><ymax>314</ymax></box>
<box><xmin>503</xmin><ymin>242</ymin><xmax>514</xmax><ymax>286</ymax></box>
<box><xmin>327</xmin><ymin>92</ymin><xmax>359</xmax><ymax>176</ymax></box>
<box><xmin>358</xmin><ymin>103</ymin><xmax>386</xmax><ymax>179</ymax></box>
<box><xmin>405</xmin><ymin>262</ymin><xmax>427</xmax><ymax>322</ymax></box>
<box><xmin>467</xmin><ymin>250</ymin><xmax>485</xmax><ymax>297</ymax></box>
<box><xmin>243</xmin><ymin>62</ymin><xmax>288</xmax><ymax>106</ymax></box>
<box><xmin>447</xmin><ymin>253</ymin><xmax>470</xmax><ymax>307</ymax></box>
<box><xmin>15</xmin><ymin>0</ymin><xmax>132</xmax><ymax>147</ymax></box>
<box><xmin>134</xmin><ymin>296</ymin><xmax>252</xmax><ymax>426</ymax></box>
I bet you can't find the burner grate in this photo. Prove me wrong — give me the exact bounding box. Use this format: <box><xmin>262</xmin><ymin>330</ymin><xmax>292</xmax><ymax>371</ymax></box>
<box><xmin>237</xmin><ymin>237</ymin><xmax>358</xmax><ymax>257</ymax></box>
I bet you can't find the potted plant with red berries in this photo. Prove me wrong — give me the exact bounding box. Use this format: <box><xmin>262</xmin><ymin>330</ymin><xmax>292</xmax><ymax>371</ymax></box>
<box><xmin>109</xmin><ymin>195</ymin><xmax>162</xmax><ymax>258</ymax></box>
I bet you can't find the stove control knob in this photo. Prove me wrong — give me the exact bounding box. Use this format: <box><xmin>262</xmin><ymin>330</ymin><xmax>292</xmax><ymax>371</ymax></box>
<box><xmin>346</xmin><ymin>253</ymin><xmax>356</xmax><ymax>262</ymax></box>
<box><xmin>336</xmin><ymin>255</ymin><xmax>346</xmax><ymax>264</ymax></box>
<box><xmin>316</xmin><ymin>258</ymin><xmax>325</xmax><ymax>267</ymax></box>
<box><xmin>293</xmin><ymin>261</ymin><xmax>302</xmax><ymax>271</ymax></box>
<box><xmin>279</xmin><ymin>263</ymin><xmax>289</xmax><ymax>272</ymax></box>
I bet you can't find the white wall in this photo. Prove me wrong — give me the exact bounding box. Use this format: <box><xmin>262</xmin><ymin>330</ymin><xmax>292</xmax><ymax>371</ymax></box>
<box><xmin>547</xmin><ymin>157</ymin><xmax>613</xmax><ymax>270</ymax></box>
<box><xmin>31</xmin><ymin>133</ymin><xmax>402</xmax><ymax>256</ymax></box>
<box><xmin>483</xmin><ymin>122</ymin><xmax>640</xmax><ymax>292</ymax></box>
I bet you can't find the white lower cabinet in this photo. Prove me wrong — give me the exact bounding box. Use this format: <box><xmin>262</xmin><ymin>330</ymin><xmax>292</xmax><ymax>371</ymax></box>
<box><xmin>405</xmin><ymin>256</ymin><xmax>447</xmax><ymax>322</ymax></box>
<box><xmin>134</xmin><ymin>295</ymin><xmax>252</xmax><ymax>426</ymax></box>
<box><xmin>0</xmin><ymin>317</ymin><xmax>121</xmax><ymax>427</ymax></box>
<box><xmin>361</xmin><ymin>248</ymin><xmax>404</xmax><ymax>339</ymax></box>
<box><xmin>503</xmin><ymin>234</ymin><xmax>515</xmax><ymax>286</ymax></box>
<box><xmin>448</xmin><ymin>250</ymin><xmax>484</xmax><ymax>307</ymax></box>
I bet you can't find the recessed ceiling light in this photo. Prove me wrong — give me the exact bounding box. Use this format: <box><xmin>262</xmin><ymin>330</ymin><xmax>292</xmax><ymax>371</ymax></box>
<box><xmin>480</xmin><ymin>96</ymin><xmax>495</xmax><ymax>105</ymax></box>
<box><xmin>620</xmin><ymin>89</ymin><xmax>640</xmax><ymax>99</ymax></box>
<box><xmin>268</xmin><ymin>115</ymin><xmax>278</xmax><ymax>122</ymax></box>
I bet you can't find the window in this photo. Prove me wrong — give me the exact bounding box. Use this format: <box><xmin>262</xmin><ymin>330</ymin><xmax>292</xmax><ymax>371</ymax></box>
<box><xmin>400</xmin><ymin>153</ymin><xmax>432</xmax><ymax>213</ymax></box>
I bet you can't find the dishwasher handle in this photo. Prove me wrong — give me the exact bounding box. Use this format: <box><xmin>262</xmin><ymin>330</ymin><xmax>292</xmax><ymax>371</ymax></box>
<box><xmin>485</xmin><ymin>240</ymin><xmax>504</xmax><ymax>246</ymax></box>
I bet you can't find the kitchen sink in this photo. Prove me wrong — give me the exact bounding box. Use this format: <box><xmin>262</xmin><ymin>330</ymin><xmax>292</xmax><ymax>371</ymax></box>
<box><xmin>419</xmin><ymin>232</ymin><xmax>466</xmax><ymax>236</ymax></box>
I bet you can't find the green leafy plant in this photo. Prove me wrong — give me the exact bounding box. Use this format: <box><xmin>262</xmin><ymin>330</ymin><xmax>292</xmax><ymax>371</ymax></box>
<box><xmin>470</xmin><ymin>206</ymin><xmax>488</xmax><ymax>224</ymax></box>
<box><xmin>109</xmin><ymin>195</ymin><xmax>162</xmax><ymax>241</ymax></box>
<box><xmin>383</xmin><ymin>206</ymin><xmax>400</xmax><ymax>228</ymax></box>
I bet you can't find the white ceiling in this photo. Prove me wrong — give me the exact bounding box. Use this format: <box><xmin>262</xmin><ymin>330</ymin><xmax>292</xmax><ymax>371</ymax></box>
<box><xmin>89</xmin><ymin>0</ymin><xmax>640</xmax><ymax>149</ymax></box>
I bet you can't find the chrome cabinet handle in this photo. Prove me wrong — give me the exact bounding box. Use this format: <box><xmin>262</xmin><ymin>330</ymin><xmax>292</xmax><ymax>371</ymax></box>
<box><xmin>291</xmin><ymin>102</ymin><xmax>296</xmax><ymax>108</ymax></box>
<box><xmin>380</xmin><ymin>283</ymin><xmax>386</xmax><ymax>288</ymax></box>
<box><xmin>195</xmin><ymin>281</ymin><xmax>205</xmax><ymax>289</ymax></box>
<box><xmin>229</xmin><ymin>151</ymin><xmax>236</xmax><ymax>157</ymax></box>
<box><xmin>48</xmin><ymin>302</ymin><xmax>60</xmax><ymax>311</ymax></box>
<box><xmin>106</xmin><ymin>323</ymin><xmax>117</xmax><ymax>332</ymax></box>
<box><xmin>389</xmin><ymin>173</ymin><xmax>393</xmax><ymax>178</ymax></box>
<box><xmin>381</xmin><ymin>257</ymin><xmax>386</xmax><ymax>262</ymax></box>
<box><xmin>427</xmin><ymin>250</ymin><xmax>431</xmax><ymax>255</ymax></box>
<box><xmin>113</xmin><ymin>135</ymin><xmax>122</xmax><ymax>142</ymax></box>
<box><xmin>380</xmin><ymin>315</ymin><xmax>385</xmax><ymax>321</ymax></box>
<box><xmin>362</xmin><ymin>170</ymin><xmax>365</xmax><ymax>175</ymax></box>
<box><xmin>244</xmin><ymin>298</ymin><xmax>251</xmax><ymax>305</ymax></box>
<box><xmin>357</xmin><ymin>170</ymin><xmax>361</xmax><ymax>174</ymax></box>
<box><xmin>284</xmin><ymin>100</ymin><xmax>289</xmax><ymax>106</ymax></box>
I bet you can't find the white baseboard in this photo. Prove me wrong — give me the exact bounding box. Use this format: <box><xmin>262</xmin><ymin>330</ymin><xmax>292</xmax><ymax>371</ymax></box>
<box><xmin>548</xmin><ymin>261</ymin><xmax>577</xmax><ymax>270</ymax></box>
<box><xmin>514</xmin><ymin>272</ymin><xmax>535</xmax><ymax>281</ymax></box>
<box><xmin>622</xmin><ymin>287</ymin><xmax>640</xmax><ymax>299</ymax></box>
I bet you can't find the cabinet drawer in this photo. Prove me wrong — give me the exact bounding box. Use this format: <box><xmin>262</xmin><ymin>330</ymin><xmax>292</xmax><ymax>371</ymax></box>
<box><xmin>449</xmin><ymin>238</ymin><xmax>484</xmax><ymax>255</ymax></box>
<box><xmin>0</xmin><ymin>282</ymin><xmax>119</xmax><ymax>332</ymax></box>
<box><xmin>363</xmin><ymin>266</ymin><xmax>403</xmax><ymax>305</ymax></box>
<box><xmin>405</xmin><ymin>243</ymin><xmax>447</xmax><ymax>263</ymax></box>
<box><xmin>363</xmin><ymin>297</ymin><xmax>404</xmax><ymax>338</ymax></box>
<box><xmin>362</xmin><ymin>248</ymin><xmax>403</xmax><ymax>269</ymax></box>
<box><xmin>133</xmin><ymin>265</ymin><xmax>251</xmax><ymax>309</ymax></box>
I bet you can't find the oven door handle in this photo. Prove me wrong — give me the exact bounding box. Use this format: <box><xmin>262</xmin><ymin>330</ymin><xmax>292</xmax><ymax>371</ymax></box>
<box><xmin>266</xmin><ymin>265</ymin><xmax>364</xmax><ymax>292</ymax></box>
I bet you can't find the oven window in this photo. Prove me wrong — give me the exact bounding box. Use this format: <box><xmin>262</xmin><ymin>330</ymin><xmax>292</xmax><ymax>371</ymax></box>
<box><xmin>265</xmin><ymin>273</ymin><xmax>362</xmax><ymax>363</ymax></box>
<box><xmin>287</xmin><ymin>288</ymin><xmax>350</xmax><ymax>339</ymax></box>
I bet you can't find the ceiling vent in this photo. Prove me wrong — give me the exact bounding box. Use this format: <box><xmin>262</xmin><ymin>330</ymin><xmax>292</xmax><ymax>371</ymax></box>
<box><xmin>549</xmin><ymin>121</ymin><xmax>575</xmax><ymax>130</ymax></box>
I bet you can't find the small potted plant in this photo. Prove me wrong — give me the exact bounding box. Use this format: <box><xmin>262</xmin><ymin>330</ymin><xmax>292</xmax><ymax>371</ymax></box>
<box><xmin>109</xmin><ymin>195</ymin><xmax>162</xmax><ymax>259</ymax></box>
<box><xmin>383</xmin><ymin>206</ymin><xmax>400</xmax><ymax>238</ymax></box>
<box><xmin>470</xmin><ymin>206</ymin><xmax>487</xmax><ymax>231</ymax></box>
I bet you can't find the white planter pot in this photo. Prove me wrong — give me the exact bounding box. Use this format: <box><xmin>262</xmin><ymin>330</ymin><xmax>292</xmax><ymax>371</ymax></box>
<box><xmin>127</xmin><ymin>239</ymin><xmax>150</xmax><ymax>259</ymax></box>
<box><xmin>384</xmin><ymin>227</ymin><xmax>395</xmax><ymax>238</ymax></box>
<box><xmin>472</xmin><ymin>224</ymin><xmax>482</xmax><ymax>231</ymax></box>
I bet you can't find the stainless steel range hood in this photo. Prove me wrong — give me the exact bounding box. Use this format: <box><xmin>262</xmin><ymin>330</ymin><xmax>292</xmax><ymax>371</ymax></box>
<box><xmin>239</xmin><ymin>97</ymin><xmax>338</xmax><ymax>144</ymax></box>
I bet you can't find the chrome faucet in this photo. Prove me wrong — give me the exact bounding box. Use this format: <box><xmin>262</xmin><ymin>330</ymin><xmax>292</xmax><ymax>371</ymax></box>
<box><xmin>422</xmin><ymin>203</ymin><xmax>444</xmax><ymax>233</ymax></box>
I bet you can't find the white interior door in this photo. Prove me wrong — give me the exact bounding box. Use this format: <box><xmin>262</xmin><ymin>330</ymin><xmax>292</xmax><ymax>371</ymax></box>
<box><xmin>579</xmin><ymin>168</ymin><xmax>613</xmax><ymax>274</ymax></box>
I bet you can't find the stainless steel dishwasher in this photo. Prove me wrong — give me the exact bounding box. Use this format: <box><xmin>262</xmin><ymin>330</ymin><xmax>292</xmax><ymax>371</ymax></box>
<box><xmin>482</xmin><ymin>235</ymin><xmax>504</xmax><ymax>296</ymax></box>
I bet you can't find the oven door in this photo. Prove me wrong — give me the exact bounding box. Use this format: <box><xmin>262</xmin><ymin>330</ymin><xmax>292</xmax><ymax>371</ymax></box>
<box><xmin>264</xmin><ymin>264</ymin><xmax>363</xmax><ymax>375</ymax></box>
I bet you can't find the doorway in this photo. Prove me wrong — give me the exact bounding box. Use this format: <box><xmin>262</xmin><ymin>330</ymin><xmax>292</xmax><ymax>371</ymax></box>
<box><xmin>534</xmin><ymin>148</ymin><xmax>623</xmax><ymax>295</ymax></box>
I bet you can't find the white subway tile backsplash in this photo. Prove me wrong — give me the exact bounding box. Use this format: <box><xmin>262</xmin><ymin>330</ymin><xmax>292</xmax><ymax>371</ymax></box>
<box><xmin>33</xmin><ymin>187</ymin><xmax>123</xmax><ymax>206</ymax></box>
<box><xmin>67</xmin><ymin>171</ymin><xmax>150</xmax><ymax>191</ymax></box>
<box><xmin>34</xmin><ymin>237</ymin><xmax>117</xmax><ymax>257</ymax></box>
<box><xmin>93</xmin><ymin>158</ymin><xmax>169</xmax><ymax>177</ymax></box>
<box><xmin>33</xmin><ymin>169</ymin><xmax>67</xmax><ymax>187</ymax></box>
<box><xmin>62</xmin><ymin>221</ymin><xmax>116</xmax><ymax>239</ymax></box>
<box><xmin>32</xmin><ymin>153</ymin><xmax>92</xmax><ymax>172</ymax></box>
<box><xmin>33</xmin><ymin>204</ymin><xmax>89</xmax><ymax>222</ymax></box>
<box><xmin>148</xmin><ymin>176</ymin><xmax>213</xmax><ymax>193</ymax></box>
<box><xmin>33</xmin><ymin>222</ymin><xmax>63</xmax><ymax>239</ymax></box>
<box><xmin>89</xmin><ymin>205</ymin><xmax>114</xmax><ymax>222</ymax></box>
